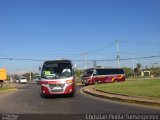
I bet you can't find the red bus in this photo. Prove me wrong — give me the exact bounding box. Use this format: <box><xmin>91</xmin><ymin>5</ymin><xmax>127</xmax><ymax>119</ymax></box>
<box><xmin>40</xmin><ymin>60</ymin><xmax>76</xmax><ymax>97</ymax></box>
<box><xmin>81</xmin><ymin>67</ymin><xmax>125</xmax><ymax>85</ymax></box>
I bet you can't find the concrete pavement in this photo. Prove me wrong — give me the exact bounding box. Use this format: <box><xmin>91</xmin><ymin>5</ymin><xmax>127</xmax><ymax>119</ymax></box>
<box><xmin>82</xmin><ymin>85</ymin><xmax>160</xmax><ymax>107</ymax></box>
<box><xmin>6</xmin><ymin>83</ymin><xmax>20</xmax><ymax>88</ymax></box>
<box><xmin>0</xmin><ymin>83</ymin><xmax>19</xmax><ymax>92</ymax></box>
<box><xmin>4</xmin><ymin>83</ymin><xmax>160</xmax><ymax>107</ymax></box>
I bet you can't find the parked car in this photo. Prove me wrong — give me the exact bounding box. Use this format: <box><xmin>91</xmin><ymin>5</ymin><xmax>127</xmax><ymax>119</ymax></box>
<box><xmin>15</xmin><ymin>79</ymin><xmax>19</xmax><ymax>83</ymax></box>
<box><xmin>33</xmin><ymin>75</ymin><xmax>41</xmax><ymax>84</ymax></box>
<box><xmin>33</xmin><ymin>78</ymin><xmax>41</xmax><ymax>84</ymax></box>
<box><xmin>19</xmin><ymin>77</ymin><xmax>27</xmax><ymax>84</ymax></box>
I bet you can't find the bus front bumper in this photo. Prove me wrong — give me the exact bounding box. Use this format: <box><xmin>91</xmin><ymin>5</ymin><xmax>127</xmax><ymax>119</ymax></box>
<box><xmin>41</xmin><ymin>83</ymin><xmax>75</xmax><ymax>95</ymax></box>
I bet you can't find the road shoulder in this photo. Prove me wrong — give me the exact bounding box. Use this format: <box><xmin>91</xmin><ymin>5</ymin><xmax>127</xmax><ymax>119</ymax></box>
<box><xmin>0</xmin><ymin>83</ymin><xmax>19</xmax><ymax>93</ymax></box>
<box><xmin>82</xmin><ymin>85</ymin><xmax>160</xmax><ymax>107</ymax></box>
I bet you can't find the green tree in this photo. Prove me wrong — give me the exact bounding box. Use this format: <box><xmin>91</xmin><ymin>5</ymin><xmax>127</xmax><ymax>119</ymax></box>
<box><xmin>134</xmin><ymin>63</ymin><xmax>141</xmax><ymax>76</ymax></box>
<box><xmin>22</xmin><ymin>72</ymin><xmax>34</xmax><ymax>81</ymax></box>
<box><xmin>137</xmin><ymin>63</ymin><xmax>141</xmax><ymax>70</ymax></box>
<box><xmin>75</xmin><ymin>69</ymin><xmax>83</xmax><ymax>78</ymax></box>
<box><xmin>150</xmin><ymin>67</ymin><xmax>160</xmax><ymax>77</ymax></box>
<box><xmin>123</xmin><ymin>67</ymin><xmax>132</xmax><ymax>78</ymax></box>
<box><xmin>12</xmin><ymin>74</ymin><xmax>19</xmax><ymax>80</ymax></box>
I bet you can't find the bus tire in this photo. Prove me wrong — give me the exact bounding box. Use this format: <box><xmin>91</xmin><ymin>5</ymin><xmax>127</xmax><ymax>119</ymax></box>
<box><xmin>113</xmin><ymin>79</ymin><xmax>118</xmax><ymax>83</ymax></box>
<box><xmin>41</xmin><ymin>93</ymin><xmax>48</xmax><ymax>98</ymax></box>
<box><xmin>95</xmin><ymin>81</ymin><xmax>99</xmax><ymax>85</ymax></box>
<box><xmin>68</xmin><ymin>92</ymin><xmax>75</xmax><ymax>97</ymax></box>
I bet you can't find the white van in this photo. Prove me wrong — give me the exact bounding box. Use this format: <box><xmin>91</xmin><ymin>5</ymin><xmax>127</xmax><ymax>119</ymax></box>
<box><xmin>19</xmin><ymin>77</ymin><xmax>27</xmax><ymax>84</ymax></box>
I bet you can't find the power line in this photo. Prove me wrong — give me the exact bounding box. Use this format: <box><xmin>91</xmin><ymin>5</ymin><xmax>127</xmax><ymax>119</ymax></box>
<box><xmin>75</xmin><ymin>55</ymin><xmax>160</xmax><ymax>61</ymax></box>
<box><xmin>121</xmin><ymin>40</ymin><xmax>159</xmax><ymax>46</ymax></box>
<box><xmin>87</xmin><ymin>42</ymin><xmax>115</xmax><ymax>55</ymax></box>
<box><xmin>120</xmin><ymin>55</ymin><xmax>160</xmax><ymax>61</ymax></box>
<box><xmin>0</xmin><ymin>57</ymin><xmax>45</xmax><ymax>61</ymax></box>
<box><xmin>0</xmin><ymin>55</ymin><xmax>160</xmax><ymax>62</ymax></box>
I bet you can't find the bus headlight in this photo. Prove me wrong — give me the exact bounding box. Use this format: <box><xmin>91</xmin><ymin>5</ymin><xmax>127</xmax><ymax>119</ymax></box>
<box><xmin>41</xmin><ymin>84</ymin><xmax>48</xmax><ymax>87</ymax></box>
<box><xmin>66</xmin><ymin>80</ymin><xmax>73</xmax><ymax>84</ymax></box>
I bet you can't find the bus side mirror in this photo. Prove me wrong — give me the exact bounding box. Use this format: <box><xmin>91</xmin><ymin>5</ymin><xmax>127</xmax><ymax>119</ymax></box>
<box><xmin>72</xmin><ymin>64</ymin><xmax>76</xmax><ymax>75</ymax></box>
<box><xmin>93</xmin><ymin>70</ymin><xmax>97</xmax><ymax>76</ymax></box>
<box><xmin>93</xmin><ymin>73</ymin><xmax>97</xmax><ymax>76</ymax></box>
<box><xmin>73</xmin><ymin>64</ymin><xmax>77</xmax><ymax>70</ymax></box>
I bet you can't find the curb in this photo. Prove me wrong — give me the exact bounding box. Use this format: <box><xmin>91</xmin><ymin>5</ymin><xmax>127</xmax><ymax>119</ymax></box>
<box><xmin>0</xmin><ymin>88</ymin><xmax>17</xmax><ymax>92</ymax></box>
<box><xmin>76</xmin><ymin>83</ymin><xmax>83</xmax><ymax>86</ymax></box>
<box><xmin>0</xmin><ymin>83</ymin><xmax>19</xmax><ymax>92</ymax></box>
<box><xmin>82</xmin><ymin>86</ymin><xmax>160</xmax><ymax>107</ymax></box>
<box><xmin>94</xmin><ymin>87</ymin><xmax>131</xmax><ymax>97</ymax></box>
<box><xmin>7</xmin><ymin>83</ymin><xmax>20</xmax><ymax>88</ymax></box>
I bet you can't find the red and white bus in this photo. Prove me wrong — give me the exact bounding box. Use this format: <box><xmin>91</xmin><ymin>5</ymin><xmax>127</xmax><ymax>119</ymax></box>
<box><xmin>40</xmin><ymin>60</ymin><xmax>76</xmax><ymax>97</ymax></box>
<box><xmin>81</xmin><ymin>67</ymin><xmax>125</xmax><ymax>85</ymax></box>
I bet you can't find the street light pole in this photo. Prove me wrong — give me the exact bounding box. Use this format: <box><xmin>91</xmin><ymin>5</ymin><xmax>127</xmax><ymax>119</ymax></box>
<box><xmin>82</xmin><ymin>52</ymin><xmax>88</xmax><ymax>69</ymax></box>
<box><xmin>132</xmin><ymin>53</ymin><xmax>135</xmax><ymax>77</ymax></box>
<box><xmin>29</xmin><ymin>66</ymin><xmax>32</xmax><ymax>82</ymax></box>
<box><xmin>116</xmin><ymin>40</ymin><xmax>120</xmax><ymax>68</ymax></box>
<box><xmin>30</xmin><ymin>72</ymin><xmax>32</xmax><ymax>82</ymax></box>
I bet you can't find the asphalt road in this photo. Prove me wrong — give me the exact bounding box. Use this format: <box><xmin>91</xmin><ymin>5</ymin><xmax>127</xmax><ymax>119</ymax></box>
<box><xmin>0</xmin><ymin>83</ymin><xmax>160</xmax><ymax>119</ymax></box>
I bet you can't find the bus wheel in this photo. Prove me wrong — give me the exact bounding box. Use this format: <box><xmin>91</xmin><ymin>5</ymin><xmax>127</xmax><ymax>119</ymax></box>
<box><xmin>41</xmin><ymin>93</ymin><xmax>48</xmax><ymax>98</ymax></box>
<box><xmin>113</xmin><ymin>79</ymin><xmax>118</xmax><ymax>83</ymax></box>
<box><xmin>68</xmin><ymin>92</ymin><xmax>75</xmax><ymax>97</ymax></box>
<box><xmin>95</xmin><ymin>81</ymin><xmax>99</xmax><ymax>85</ymax></box>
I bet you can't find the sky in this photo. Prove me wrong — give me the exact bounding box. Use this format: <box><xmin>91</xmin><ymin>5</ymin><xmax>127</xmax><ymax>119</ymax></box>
<box><xmin>0</xmin><ymin>0</ymin><xmax>160</xmax><ymax>74</ymax></box>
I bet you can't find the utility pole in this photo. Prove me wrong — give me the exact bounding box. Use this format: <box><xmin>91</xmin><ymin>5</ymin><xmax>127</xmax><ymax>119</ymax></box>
<box><xmin>16</xmin><ymin>69</ymin><xmax>19</xmax><ymax>77</ymax></box>
<box><xmin>29</xmin><ymin>66</ymin><xmax>32</xmax><ymax>82</ymax></box>
<box><xmin>30</xmin><ymin>71</ymin><xmax>32</xmax><ymax>82</ymax></box>
<box><xmin>116</xmin><ymin>40</ymin><xmax>120</xmax><ymax>68</ymax></box>
<box><xmin>84</xmin><ymin>53</ymin><xmax>87</xmax><ymax>70</ymax></box>
<box><xmin>93</xmin><ymin>60</ymin><xmax>97</xmax><ymax>68</ymax></box>
<box><xmin>132</xmin><ymin>53</ymin><xmax>135</xmax><ymax>77</ymax></box>
<box><xmin>82</xmin><ymin>52</ymin><xmax>87</xmax><ymax>69</ymax></box>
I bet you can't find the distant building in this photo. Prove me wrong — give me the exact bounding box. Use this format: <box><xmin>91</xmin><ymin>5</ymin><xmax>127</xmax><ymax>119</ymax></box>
<box><xmin>141</xmin><ymin>70</ymin><xmax>151</xmax><ymax>77</ymax></box>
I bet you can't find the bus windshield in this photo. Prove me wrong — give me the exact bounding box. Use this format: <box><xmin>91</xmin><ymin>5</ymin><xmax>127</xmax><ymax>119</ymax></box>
<box><xmin>41</xmin><ymin>62</ymin><xmax>72</xmax><ymax>79</ymax></box>
<box><xmin>83</xmin><ymin>68</ymin><xmax>94</xmax><ymax>77</ymax></box>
